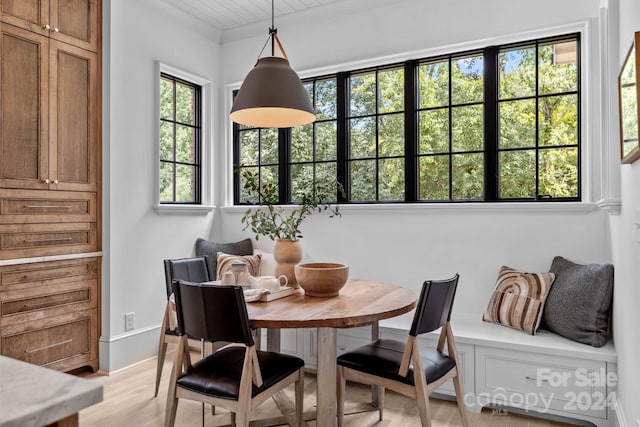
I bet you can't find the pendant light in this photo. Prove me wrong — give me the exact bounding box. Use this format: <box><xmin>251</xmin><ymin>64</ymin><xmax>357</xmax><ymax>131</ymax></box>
<box><xmin>229</xmin><ymin>0</ymin><xmax>315</xmax><ymax>128</ymax></box>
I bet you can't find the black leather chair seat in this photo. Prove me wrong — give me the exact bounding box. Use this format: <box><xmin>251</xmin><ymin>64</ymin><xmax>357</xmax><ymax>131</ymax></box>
<box><xmin>177</xmin><ymin>346</ymin><xmax>304</xmax><ymax>399</ymax></box>
<box><xmin>337</xmin><ymin>338</ymin><xmax>456</xmax><ymax>385</ymax></box>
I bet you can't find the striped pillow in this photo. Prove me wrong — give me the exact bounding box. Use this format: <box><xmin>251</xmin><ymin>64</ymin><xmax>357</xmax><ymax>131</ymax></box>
<box><xmin>483</xmin><ymin>266</ymin><xmax>555</xmax><ymax>335</ymax></box>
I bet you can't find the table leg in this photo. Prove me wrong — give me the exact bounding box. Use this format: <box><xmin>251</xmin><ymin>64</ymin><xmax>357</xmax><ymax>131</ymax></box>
<box><xmin>266</xmin><ymin>328</ymin><xmax>281</xmax><ymax>352</ymax></box>
<box><xmin>371</xmin><ymin>321</ymin><xmax>380</xmax><ymax>406</ymax></box>
<box><xmin>316</xmin><ymin>327</ymin><xmax>337</xmax><ymax>427</ymax></box>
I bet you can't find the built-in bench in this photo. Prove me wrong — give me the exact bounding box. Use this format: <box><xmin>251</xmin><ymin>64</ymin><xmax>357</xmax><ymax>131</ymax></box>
<box><xmin>369</xmin><ymin>312</ymin><xmax>617</xmax><ymax>427</ymax></box>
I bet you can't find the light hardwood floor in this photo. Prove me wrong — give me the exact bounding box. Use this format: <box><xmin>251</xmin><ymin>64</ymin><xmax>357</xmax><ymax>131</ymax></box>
<box><xmin>78</xmin><ymin>349</ymin><xmax>575</xmax><ymax>427</ymax></box>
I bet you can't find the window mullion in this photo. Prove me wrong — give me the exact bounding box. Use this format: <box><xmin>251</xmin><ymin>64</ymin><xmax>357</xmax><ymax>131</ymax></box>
<box><xmin>484</xmin><ymin>46</ymin><xmax>499</xmax><ymax>201</ymax></box>
<box><xmin>404</xmin><ymin>60</ymin><xmax>418</xmax><ymax>202</ymax></box>
<box><xmin>336</xmin><ymin>72</ymin><xmax>348</xmax><ymax>203</ymax></box>
<box><xmin>279</xmin><ymin>128</ymin><xmax>290</xmax><ymax>204</ymax></box>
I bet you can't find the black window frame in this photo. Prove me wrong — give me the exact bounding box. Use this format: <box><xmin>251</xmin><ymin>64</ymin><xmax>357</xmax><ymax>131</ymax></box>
<box><xmin>159</xmin><ymin>72</ymin><xmax>203</xmax><ymax>205</ymax></box>
<box><xmin>233</xmin><ymin>32</ymin><xmax>581</xmax><ymax>205</ymax></box>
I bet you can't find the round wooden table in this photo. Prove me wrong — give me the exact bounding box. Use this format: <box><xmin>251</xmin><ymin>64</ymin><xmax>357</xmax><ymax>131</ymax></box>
<box><xmin>246</xmin><ymin>279</ymin><xmax>416</xmax><ymax>427</ymax></box>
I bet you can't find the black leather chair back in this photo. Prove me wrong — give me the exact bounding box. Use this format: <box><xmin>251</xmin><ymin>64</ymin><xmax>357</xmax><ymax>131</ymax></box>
<box><xmin>409</xmin><ymin>274</ymin><xmax>459</xmax><ymax>337</ymax></box>
<box><xmin>173</xmin><ymin>280</ymin><xmax>255</xmax><ymax>346</ymax></box>
<box><xmin>163</xmin><ymin>256</ymin><xmax>212</xmax><ymax>298</ymax></box>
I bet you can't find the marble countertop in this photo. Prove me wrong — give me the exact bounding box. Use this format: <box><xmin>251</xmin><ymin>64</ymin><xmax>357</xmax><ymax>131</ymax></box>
<box><xmin>0</xmin><ymin>356</ymin><xmax>103</xmax><ymax>427</ymax></box>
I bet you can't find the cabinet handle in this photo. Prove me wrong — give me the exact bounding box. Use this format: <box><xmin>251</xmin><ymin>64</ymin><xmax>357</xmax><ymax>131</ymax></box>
<box><xmin>43</xmin><ymin>24</ymin><xmax>51</xmax><ymax>30</ymax></box>
<box><xmin>53</xmin><ymin>27</ymin><xmax>59</xmax><ymax>33</ymax></box>
<box><xmin>53</xmin><ymin>179</ymin><xmax>59</xmax><ymax>184</ymax></box>
<box><xmin>23</xmin><ymin>296</ymin><xmax>72</xmax><ymax>309</ymax></box>
<box><xmin>24</xmin><ymin>237</ymin><xmax>73</xmax><ymax>243</ymax></box>
<box><xmin>44</xmin><ymin>178</ymin><xmax>50</xmax><ymax>184</ymax></box>
<box><xmin>25</xmin><ymin>339</ymin><xmax>72</xmax><ymax>353</ymax></box>
<box><xmin>24</xmin><ymin>205</ymin><xmax>72</xmax><ymax>209</ymax></box>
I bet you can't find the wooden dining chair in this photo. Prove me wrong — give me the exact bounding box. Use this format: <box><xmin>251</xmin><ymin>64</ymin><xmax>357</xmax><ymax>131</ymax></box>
<box><xmin>336</xmin><ymin>274</ymin><xmax>469</xmax><ymax>427</ymax></box>
<box><xmin>165</xmin><ymin>280</ymin><xmax>305</xmax><ymax>427</ymax></box>
<box><xmin>155</xmin><ymin>256</ymin><xmax>213</xmax><ymax>397</ymax></box>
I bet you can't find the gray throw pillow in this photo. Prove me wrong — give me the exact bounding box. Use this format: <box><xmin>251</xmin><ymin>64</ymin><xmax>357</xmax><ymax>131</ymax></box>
<box><xmin>194</xmin><ymin>238</ymin><xmax>253</xmax><ymax>279</ymax></box>
<box><xmin>542</xmin><ymin>256</ymin><xmax>614</xmax><ymax>347</ymax></box>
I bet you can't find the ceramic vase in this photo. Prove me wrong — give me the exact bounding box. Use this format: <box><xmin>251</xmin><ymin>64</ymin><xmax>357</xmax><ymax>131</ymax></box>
<box><xmin>273</xmin><ymin>239</ymin><xmax>303</xmax><ymax>288</ymax></box>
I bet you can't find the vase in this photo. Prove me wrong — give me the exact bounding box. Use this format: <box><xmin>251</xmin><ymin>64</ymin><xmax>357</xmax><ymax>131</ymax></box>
<box><xmin>273</xmin><ymin>239</ymin><xmax>303</xmax><ymax>288</ymax></box>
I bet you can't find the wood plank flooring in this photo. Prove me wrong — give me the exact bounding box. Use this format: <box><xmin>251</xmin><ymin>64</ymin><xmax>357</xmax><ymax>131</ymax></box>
<box><xmin>78</xmin><ymin>349</ymin><xmax>576</xmax><ymax>426</ymax></box>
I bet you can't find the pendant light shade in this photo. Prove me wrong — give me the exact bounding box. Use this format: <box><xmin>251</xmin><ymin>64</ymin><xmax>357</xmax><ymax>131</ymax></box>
<box><xmin>230</xmin><ymin>57</ymin><xmax>315</xmax><ymax>128</ymax></box>
<box><xmin>229</xmin><ymin>0</ymin><xmax>315</xmax><ymax>128</ymax></box>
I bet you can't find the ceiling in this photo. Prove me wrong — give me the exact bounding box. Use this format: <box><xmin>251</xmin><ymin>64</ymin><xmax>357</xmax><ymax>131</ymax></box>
<box><xmin>163</xmin><ymin>0</ymin><xmax>343</xmax><ymax>32</ymax></box>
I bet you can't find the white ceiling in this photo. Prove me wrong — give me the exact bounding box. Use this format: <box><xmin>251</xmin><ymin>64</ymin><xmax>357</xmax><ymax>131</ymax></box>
<box><xmin>163</xmin><ymin>0</ymin><xmax>343</xmax><ymax>32</ymax></box>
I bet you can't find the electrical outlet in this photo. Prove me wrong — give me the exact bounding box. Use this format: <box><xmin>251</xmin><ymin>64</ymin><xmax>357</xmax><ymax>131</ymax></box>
<box><xmin>125</xmin><ymin>312</ymin><xmax>135</xmax><ymax>331</ymax></box>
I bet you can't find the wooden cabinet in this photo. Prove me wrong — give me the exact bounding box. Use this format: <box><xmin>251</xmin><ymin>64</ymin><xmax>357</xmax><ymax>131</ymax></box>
<box><xmin>0</xmin><ymin>22</ymin><xmax>98</xmax><ymax>191</ymax></box>
<box><xmin>0</xmin><ymin>0</ymin><xmax>99</xmax><ymax>52</ymax></box>
<box><xmin>0</xmin><ymin>0</ymin><xmax>100</xmax><ymax>373</ymax></box>
<box><xmin>0</xmin><ymin>258</ymin><xmax>99</xmax><ymax>371</ymax></box>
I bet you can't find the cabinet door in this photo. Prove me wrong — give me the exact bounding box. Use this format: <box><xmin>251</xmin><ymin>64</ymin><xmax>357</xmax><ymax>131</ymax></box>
<box><xmin>49</xmin><ymin>40</ymin><xmax>97</xmax><ymax>191</ymax></box>
<box><xmin>49</xmin><ymin>0</ymin><xmax>98</xmax><ymax>52</ymax></box>
<box><xmin>0</xmin><ymin>23</ymin><xmax>49</xmax><ymax>190</ymax></box>
<box><xmin>0</xmin><ymin>0</ymin><xmax>50</xmax><ymax>37</ymax></box>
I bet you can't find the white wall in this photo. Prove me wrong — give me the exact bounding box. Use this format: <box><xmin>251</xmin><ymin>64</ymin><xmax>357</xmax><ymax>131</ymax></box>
<box><xmin>101</xmin><ymin>0</ymin><xmax>221</xmax><ymax>371</ymax></box>
<box><xmin>612</xmin><ymin>0</ymin><xmax>640</xmax><ymax>425</ymax></box>
<box><xmin>218</xmin><ymin>0</ymin><xmax>611</xmax><ymax>315</ymax></box>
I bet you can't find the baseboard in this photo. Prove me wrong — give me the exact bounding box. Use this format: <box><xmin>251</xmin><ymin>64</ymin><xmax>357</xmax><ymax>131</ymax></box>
<box><xmin>99</xmin><ymin>324</ymin><xmax>161</xmax><ymax>373</ymax></box>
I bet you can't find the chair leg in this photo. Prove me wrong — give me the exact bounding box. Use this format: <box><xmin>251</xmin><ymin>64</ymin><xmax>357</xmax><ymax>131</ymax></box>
<box><xmin>164</xmin><ymin>338</ymin><xmax>185</xmax><ymax>427</ymax></box>
<box><xmin>155</xmin><ymin>339</ymin><xmax>167</xmax><ymax>397</ymax></box>
<box><xmin>378</xmin><ymin>386</ymin><xmax>385</xmax><ymax>421</ymax></box>
<box><xmin>452</xmin><ymin>373</ymin><xmax>470</xmax><ymax>427</ymax></box>
<box><xmin>230</xmin><ymin>412</ymin><xmax>236</xmax><ymax>426</ymax></box>
<box><xmin>295</xmin><ymin>368</ymin><xmax>304</xmax><ymax>426</ymax></box>
<box><xmin>337</xmin><ymin>366</ymin><xmax>345</xmax><ymax>427</ymax></box>
<box><xmin>415</xmin><ymin>394</ymin><xmax>433</xmax><ymax>427</ymax></box>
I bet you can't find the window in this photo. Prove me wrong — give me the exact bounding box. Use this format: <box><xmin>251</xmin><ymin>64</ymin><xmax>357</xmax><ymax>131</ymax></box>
<box><xmin>234</xmin><ymin>33</ymin><xmax>580</xmax><ymax>205</ymax></box>
<box><xmin>159</xmin><ymin>72</ymin><xmax>202</xmax><ymax>204</ymax></box>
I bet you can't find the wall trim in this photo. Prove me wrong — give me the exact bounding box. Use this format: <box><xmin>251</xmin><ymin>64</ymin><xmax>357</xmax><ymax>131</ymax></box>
<box><xmin>99</xmin><ymin>325</ymin><xmax>161</xmax><ymax>372</ymax></box>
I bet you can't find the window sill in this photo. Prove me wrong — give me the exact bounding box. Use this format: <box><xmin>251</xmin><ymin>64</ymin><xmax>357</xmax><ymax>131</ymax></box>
<box><xmin>153</xmin><ymin>204</ymin><xmax>215</xmax><ymax>215</ymax></box>
<box><xmin>222</xmin><ymin>202</ymin><xmax>601</xmax><ymax>215</ymax></box>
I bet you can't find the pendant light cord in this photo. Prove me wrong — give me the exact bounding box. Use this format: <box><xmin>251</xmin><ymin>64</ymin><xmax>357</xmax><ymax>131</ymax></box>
<box><xmin>255</xmin><ymin>0</ymin><xmax>288</xmax><ymax>62</ymax></box>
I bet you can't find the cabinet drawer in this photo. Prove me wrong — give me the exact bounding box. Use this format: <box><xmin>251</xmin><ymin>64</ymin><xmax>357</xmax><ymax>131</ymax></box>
<box><xmin>0</xmin><ymin>309</ymin><xmax>97</xmax><ymax>371</ymax></box>
<box><xmin>475</xmin><ymin>346</ymin><xmax>607</xmax><ymax>419</ymax></box>
<box><xmin>0</xmin><ymin>189</ymin><xmax>96</xmax><ymax>223</ymax></box>
<box><xmin>0</xmin><ymin>280</ymin><xmax>97</xmax><ymax>326</ymax></box>
<box><xmin>0</xmin><ymin>257</ymin><xmax>98</xmax><ymax>291</ymax></box>
<box><xmin>0</xmin><ymin>223</ymin><xmax>97</xmax><ymax>259</ymax></box>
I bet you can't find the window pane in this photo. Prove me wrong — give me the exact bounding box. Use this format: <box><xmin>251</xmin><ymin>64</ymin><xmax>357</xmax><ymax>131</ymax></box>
<box><xmin>160</xmin><ymin>121</ymin><xmax>173</xmax><ymax>161</ymax></box>
<box><xmin>379</xmin><ymin>158</ymin><xmax>404</xmax><ymax>201</ymax></box>
<box><xmin>316</xmin><ymin>162</ymin><xmax>337</xmax><ymax>202</ymax></box>
<box><xmin>499</xmin><ymin>46</ymin><xmax>536</xmax><ymax>99</ymax></box>
<box><xmin>452</xmin><ymin>105</ymin><xmax>483</xmax><ymax>152</ymax></box>
<box><xmin>176</xmin><ymin>125</ymin><xmax>195</xmax><ymax>164</ymax></box>
<box><xmin>291</xmin><ymin>163</ymin><xmax>313</xmax><ymax>203</ymax></box>
<box><xmin>316</xmin><ymin>79</ymin><xmax>337</xmax><ymax>120</ymax></box>
<box><xmin>378</xmin><ymin>68</ymin><xmax>404</xmax><ymax>113</ymax></box>
<box><xmin>292</xmin><ymin>125</ymin><xmax>313</xmax><ymax>163</ymax></box>
<box><xmin>452</xmin><ymin>153</ymin><xmax>483</xmax><ymax>200</ymax></box>
<box><xmin>539</xmin><ymin>40</ymin><xmax>578</xmax><ymax>95</ymax></box>
<box><xmin>160</xmin><ymin>77</ymin><xmax>174</xmax><ymax>120</ymax></box>
<box><xmin>239</xmin><ymin>166</ymin><xmax>259</xmax><ymax>203</ymax></box>
<box><xmin>350</xmin><ymin>73</ymin><xmax>376</xmax><ymax>116</ymax></box>
<box><xmin>240</xmin><ymin>130</ymin><xmax>259</xmax><ymax>165</ymax></box>
<box><xmin>539</xmin><ymin>95</ymin><xmax>577</xmax><ymax>147</ymax></box>
<box><xmin>418</xmin><ymin>155</ymin><xmax>449</xmax><ymax>200</ymax></box>
<box><xmin>176</xmin><ymin>83</ymin><xmax>195</xmax><ymax>124</ymax></box>
<box><xmin>316</xmin><ymin>121</ymin><xmax>337</xmax><ymax>161</ymax></box>
<box><xmin>261</xmin><ymin>128</ymin><xmax>279</xmax><ymax>164</ymax></box>
<box><xmin>451</xmin><ymin>55</ymin><xmax>483</xmax><ymax>104</ymax></box>
<box><xmin>260</xmin><ymin>166</ymin><xmax>279</xmax><ymax>203</ymax></box>
<box><xmin>159</xmin><ymin>162</ymin><xmax>174</xmax><ymax>202</ymax></box>
<box><xmin>499</xmin><ymin>99</ymin><xmax>536</xmax><ymax>149</ymax></box>
<box><xmin>499</xmin><ymin>150</ymin><xmax>536</xmax><ymax>198</ymax></box>
<box><xmin>350</xmin><ymin>117</ymin><xmax>376</xmax><ymax>158</ymax></box>
<box><xmin>418</xmin><ymin>109</ymin><xmax>449</xmax><ymax>154</ymax></box>
<box><xmin>350</xmin><ymin>160</ymin><xmax>376</xmax><ymax>201</ymax></box>
<box><xmin>379</xmin><ymin>114</ymin><xmax>404</xmax><ymax>157</ymax></box>
<box><xmin>419</xmin><ymin>60</ymin><xmax>449</xmax><ymax>109</ymax></box>
<box><xmin>620</xmin><ymin>51</ymin><xmax>638</xmax><ymax>155</ymax></box>
<box><xmin>175</xmin><ymin>164</ymin><xmax>195</xmax><ymax>202</ymax></box>
<box><xmin>539</xmin><ymin>147</ymin><xmax>578</xmax><ymax>198</ymax></box>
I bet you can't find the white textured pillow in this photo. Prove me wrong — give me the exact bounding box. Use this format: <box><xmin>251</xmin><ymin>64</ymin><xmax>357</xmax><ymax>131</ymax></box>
<box><xmin>253</xmin><ymin>249</ymin><xmax>276</xmax><ymax>276</ymax></box>
<box><xmin>216</xmin><ymin>252</ymin><xmax>262</xmax><ymax>280</ymax></box>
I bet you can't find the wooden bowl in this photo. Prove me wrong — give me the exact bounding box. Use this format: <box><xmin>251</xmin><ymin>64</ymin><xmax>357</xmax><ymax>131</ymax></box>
<box><xmin>294</xmin><ymin>263</ymin><xmax>349</xmax><ymax>297</ymax></box>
